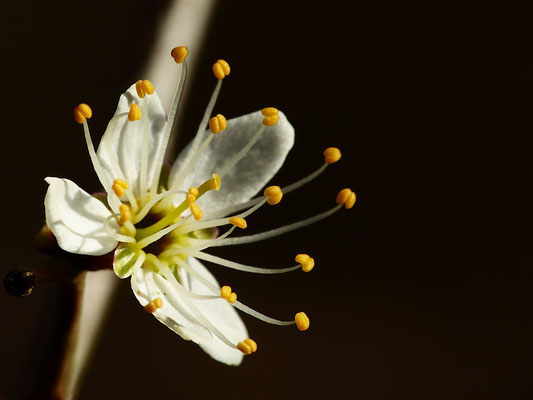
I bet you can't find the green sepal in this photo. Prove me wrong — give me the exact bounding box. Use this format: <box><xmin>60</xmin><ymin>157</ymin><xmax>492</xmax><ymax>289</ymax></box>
<box><xmin>113</xmin><ymin>243</ymin><xmax>143</xmax><ymax>279</ymax></box>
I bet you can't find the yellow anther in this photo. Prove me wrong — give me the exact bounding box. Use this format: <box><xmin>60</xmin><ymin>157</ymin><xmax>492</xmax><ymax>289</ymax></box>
<box><xmin>208</xmin><ymin>114</ymin><xmax>227</xmax><ymax>134</ymax></box>
<box><xmin>171</xmin><ymin>46</ymin><xmax>189</xmax><ymax>64</ymax></box>
<box><xmin>261</xmin><ymin>107</ymin><xmax>279</xmax><ymax>117</ymax></box>
<box><xmin>262</xmin><ymin>115</ymin><xmax>279</xmax><ymax>126</ymax></box>
<box><xmin>188</xmin><ymin>187</ymin><xmax>199</xmax><ymax>197</ymax></box>
<box><xmin>186</xmin><ymin>194</ymin><xmax>196</xmax><ymax>205</ymax></box>
<box><xmin>144</xmin><ymin>302</ymin><xmax>157</xmax><ymax>313</ymax></box>
<box><xmin>73</xmin><ymin>103</ymin><xmax>92</xmax><ymax>124</ymax></box>
<box><xmin>112</xmin><ymin>179</ymin><xmax>129</xmax><ymax>198</ymax></box>
<box><xmin>323</xmin><ymin>147</ymin><xmax>342</xmax><ymax>164</ymax></box>
<box><xmin>244</xmin><ymin>338</ymin><xmax>258</xmax><ymax>353</ymax></box>
<box><xmin>295</xmin><ymin>254</ymin><xmax>310</xmax><ymax>264</ymax></box>
<box><xmin>229</xmin><ymin>217</ymin><xmax>247</xmax><ymax>229</ymax></box>
<box><xmin>237</xmin><ymin>341</ymin><xmax>252</xmax><ymax>355</ymax></box>
<box><xmin>142</xmin><ymin>80</ymin><xmax>154</xmax><ymax>95</ymax></box>
<box><xmin>228</xmin><ymin>292</ymin><xmax>237</xmax><ymax>304</ymax></box>
<box><xmin>345</xmin><ymin>191</ymin><xmax>356</xmax><ymax>209</ymax></box>
<box><xmin>119</xmin><ymin>204</ymin><xmax>131</xmax><ymax>225</ymax></box>
<box><xmin>212</xmin><ymin>59</ymin><xmax>230</xmax><ymax>80</ymax></box>
<box><xmin>128</xmin><ymin>104</ymin><xmax>142</xmax><ymax>121</ymax></box>
<box><xmin>153</xmin><ymin>298</ymin><xmax>163</xmax><ymax>309</ymax></box>
<box><xmin>264</xmin><ymin>185</ymin><xmax>283</xmax><ymax>205</ymax></box>
<box><xmin>220</xmin><ymin>286</ymin><xmax>232</xmax><ymax>299</ymax></box>
<box><xmin>135</xmin><ymin>80</ymin><xmax>146</xmax><ymax>98</ymax></box>
<box><xmin>190</xmin><ymin>203</ymin><xmax>203</xmax><ymax>221</ymax></box>
<box><xmin>295</xmin><ymin>312</ymin><xmax>310</xmax><ymax>331</ymax></box>
<box><xmin>295</xmin><ymin>254</ymin><xmax>315</xmax><ymax>272</ymax></box>
<box><xmin>301</xmin><ymin>258</ymin><xmax>315</xmax><ymax>272</ymax></box>
<box><xmin>336</xmin><ymin>188</ymin><xmax>352</xmax><ymax>205</ymax></box>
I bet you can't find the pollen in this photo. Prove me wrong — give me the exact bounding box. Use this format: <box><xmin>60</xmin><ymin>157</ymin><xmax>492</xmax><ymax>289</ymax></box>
<box><xmin>237</xmin><ymin>339</ymin><xmax>258</xmax><ymax>354</ymax></box>
<box><xmin>153</xmin><ymin>297</ymin><xmax>163</xmax><ymax>309</ymax></box>
<box><xmin>261</xmin><ymin>107</ymin><xmax>279</xmax><ymax>117</ymax></box>
<box><xmin>336</xmin><ymin>188</ymin><xmax>356</xmax><ymax>209</ymax></box>
<box><xmin>295</xmin><ymin>254</ymin><xmax>315</xmax><ymax>272</ymax></box>
<box><xmin>220</xmin><ymin>285</ymin><xmax>237</xmax><ymax>303</ymax></box>
<box><xmin>229</xmin><ymin>217</ymin><xmax>247</xmax><ymax>229</ymax></box>
<box><xmin>212</xmin><ymin>59</ymin><xmax>230</xmax><ymax>80</ymax></box>
<box><xmin>336</xmin><ymin>188</ymin><xmax>352</xmax><ymax>205</ymax></box>
<box><xmin>220</xmin><ymin>285</ymin><xmax>232</xmax><ymax>299</ymax></box>
<box><xmin>112</xmin><ymin>179</ymin><xmax>129</xmax><ymax>198</ymax></box>
<box><xmin>186</xmin><ymin>194</ymin><xmax>196</xmax><ymax>205</ymax></box>
<box><xmin>295</xmin><ymin>312</ymin><xmax>310</xmax><ymax>331</ymax></box>
<box><xmin>119</xmin><ymin>204</ymin><xmax>131</xmax><ymax>225</ymax></box>
<box><xmin>73</xmin><ymin>103</ymin><xmax>92</xmax><ymax>124</ymax></box>
<box><xmin>128</xmin><ymin>104</ymin><xmax>142</xmax><ymax>121</ymax></box>
<box><xmin>135</xmin><ymin>80</ymin><xmax>154</xmax><ymax>98</ymax></box>
<box><xmin>345</xmin><ymin>191</ymin><xmax>356</xmax><ymax>209</ymax></box>
<box><xmin>208</xmin><ymin>114</ymin><xmax>227</xmax><ymax>134</ymax></box>
<box><xmin>171</xmin><ymin>46</ymin><xmax>189</xmax><ymax>64</ymax></box>
<box><xmin>262</xmin><ymin>115</ymin><xmax>279</xmax><ymax>126</ymax></box>
<box><xmin>244</xmin><ymin>338</ymin><xmax>258</xmax><ymax>353</ymax></box>
<box><xmin>144</xmin><ymin>302</ymin><xmax>157</xmax><ymax>313</ymax></box>
<box><xmin>188</xmin><ymin>187</ymin><xmax>199</xmax><ymax>197</ymax></box>
<box><xmin>264</xmin><ymin>185</ymin><xmax>283</xmax><ymax>205</ymax></box>
<box><xmin>190</xmin><ymin>203</ymin><xmax>203</xmax><ymax>221</ymax></box>
<box><xmin>323</xmin><ymin>147</ymin><xmax>342</xmax><ymax>164</ymax></box>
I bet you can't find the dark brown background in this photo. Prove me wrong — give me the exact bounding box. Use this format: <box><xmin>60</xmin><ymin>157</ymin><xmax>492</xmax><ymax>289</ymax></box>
<box><xmin>2</xmin><ymin>1</ymin><xmax>531</xmax><ymax>399</ymax></box>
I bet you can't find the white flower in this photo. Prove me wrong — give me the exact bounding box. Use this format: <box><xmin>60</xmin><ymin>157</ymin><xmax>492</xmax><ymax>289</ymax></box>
<box><xmin>44</xmin><ymin>47</ymin><xmax>354</xmax><ymax>365</ymax></box>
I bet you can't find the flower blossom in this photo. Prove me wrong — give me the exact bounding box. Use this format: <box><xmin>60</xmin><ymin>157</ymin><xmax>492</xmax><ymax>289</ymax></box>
<box><xmin>44</xmin><ymin>46</ymin><xmax>356</xmax><ymax>365</ymax></box>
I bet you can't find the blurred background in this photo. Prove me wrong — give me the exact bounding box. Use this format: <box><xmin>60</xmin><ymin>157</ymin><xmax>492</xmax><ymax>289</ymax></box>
<box><xmin>2</xmin><ymin>1</ymin><xmax>532</xmax><ymax>399</ymax></box>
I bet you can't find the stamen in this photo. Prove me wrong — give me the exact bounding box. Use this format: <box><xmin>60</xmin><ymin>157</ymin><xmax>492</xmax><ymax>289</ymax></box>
<box><xmin>153</xmin><ymin>258</ymin><xmax>239</xmax><ymax>349</ymax></box>
<box><xmin>171</xmin><ymin>46</ymin><xmax>189</xmax><ymax>64</ymax></box>
<box><xmin>128</xmin><ymin>104</ymin><xmax>142</xmax><ymax>121</ymax></box>
<box><xmin>119</xmin><ymin>204</ymin><xmax>131</xmax><ymax>225</ymax></box>
<box><xmin>131</xmin><ymin>189</ymin><xmax>187</xmax><ymax>224</ymax></box>
<box><xmin>186</xmin><ymin>194</ymin><xmax>197</xmax><ymax>205</ymax></box>
<box><xmin>73</xmin><ymin>103</ymin><xmax>92</xmax><ymax>124</ymax></box>
<box><xmin>295</xmin><ymin>312</ymin><xmax>310</xmax><ymax>331</ymax></box>
<box><xmin>229</xmin><ymin>217</ymin><xmax>247</xmax><ymax>229</ymax></box>
<box><xmin>100</xmin><ymin>116</ymin><xmax>139</xmax><ymax>213</ymax></box>
<box><xmin>190</xmin><ymin>203</ymin><xmax>203</xmax><ymax>221</ymax></box>
<box><xmin>112</xmin><ymin>179</ymin><xmax>129</xmax><ymax>198</ymax></box>
<box><xmin>220</xmin><ymin>286</ymin><xmax>237</xmax><ymax>303</ymax></box>
<box><xmin>209</xmin><ymin>203</ymin><xmax>346</xmax><ymax>247</ymax></box>
<box><xmin>171</xmin><ymin>59</ymin><xmax>227</xmax><ymax>192</ymax></box>
<box><xmin>135</xmin><ymin>80</ymin><xmax>154</xmax><ymax>98</ymax></box>
<box><xmin>336</xmin><ymin>188</ymin><xmax>357</xmax><ymax>209</ymax></box>
<box><xmin>174</xmin><ymin>258</ymin><xmax>297</xmax><ymax>327</ymax></box>
<box><xmin>212</xmin><ymin>59</ymin><xmax>230</xmax><ymax>80</ymax></box>
<box><xmin>78</xmin><ymin>109</ymin><xmax>121</xmax><ymax>213</ymax></box>
<box><xmin>208</xmin><ymin>114</ymin><xmax>227</xmax><ymax>134</ymax></box>
<box><xmin>144</xmin><ymin>297</ymin><xmax>163</xmax><ymax>313</ymax></box>
<box><xmin>237</xmin><ymin>339</ymin><xmax>257</xmax><ymax>355</ymax></box>
<box><xmin>323</xmin><ymin>147</ymin><xmax>342</xmax><ymax>164</ymax></box>
<box><xmin>295</xmin><ymin>254</ymin><xmax>315</xmax><ymax>272</ymax></box>
<box><xmin>264</xmin><ymin>185</ymin><xmax>283</xmax><ymax>205</ymax></box>
<box><xmin>192</xmin><ymin>252</ymin><xmax>303</xmax><ymax>274</ymax></box>
<box><xmin>150</xmin><ymin>47</ymin><xmax>189</xmax><ymax>194</ymax></box>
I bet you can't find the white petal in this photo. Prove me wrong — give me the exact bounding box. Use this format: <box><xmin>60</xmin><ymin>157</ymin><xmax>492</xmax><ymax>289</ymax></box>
<box><xmin>180</xmin><ymin>257</ymin><xmax>247</xmax><ymax>366</ymax></box>
<box><xmin>44</xmin><ymin>177</ymin><xmax>118</xmax><ymax>255</ymax></box>
<box><xmin>169</xmin><ymin>110</ymin><xmax>294</xmax><ymax>214</ymax></box>
<box><xmin>97</xmin><ymin>83</ymin><xmax>168</xmax><ymax>197</ymax></box>
<box><xmin>131</xmin><ymin>267</ymin><xmax>212</xmax><ymax>345</ymax></box>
